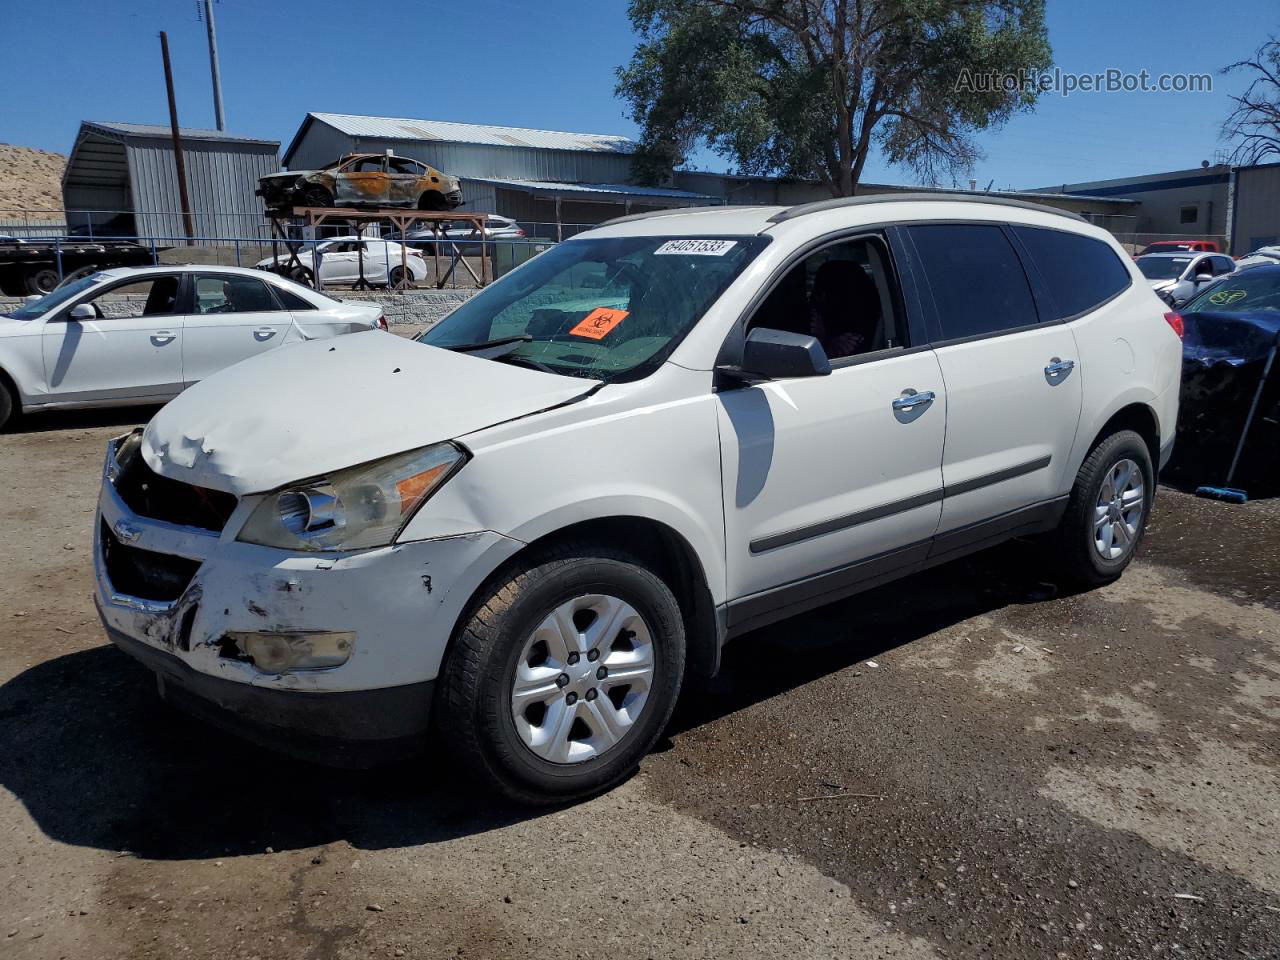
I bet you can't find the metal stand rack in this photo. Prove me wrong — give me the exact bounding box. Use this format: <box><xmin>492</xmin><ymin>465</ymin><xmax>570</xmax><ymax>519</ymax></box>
<box><xmin>267</xmin><ymin>208</ymin><xmax>493</xmax><ymax>291</ymax></box>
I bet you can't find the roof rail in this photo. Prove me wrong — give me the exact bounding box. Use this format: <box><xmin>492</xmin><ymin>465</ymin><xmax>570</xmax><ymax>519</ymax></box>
<box><xmin>599</xmin><ymin>204</ymin><xmax>737</xmax><ymax>227</ymax></box>
<box><xmin>767</xmin><ymin>192</ymin><xmax>1087</xmax><ymax>224</ymax></box>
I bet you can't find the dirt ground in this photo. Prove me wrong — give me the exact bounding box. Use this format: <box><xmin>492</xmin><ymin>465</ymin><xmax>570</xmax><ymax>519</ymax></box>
<box><xmin>1</xmin><ymin>407</ymin><xmax>1277</xmax><ymax>960</ymax></box>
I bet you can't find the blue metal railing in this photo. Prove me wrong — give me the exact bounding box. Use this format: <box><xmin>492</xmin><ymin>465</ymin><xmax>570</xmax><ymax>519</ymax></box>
<box><xmin>4</xmin><ymin>232</ymin><xmax>558</xmax><ymax>296</ymax></box>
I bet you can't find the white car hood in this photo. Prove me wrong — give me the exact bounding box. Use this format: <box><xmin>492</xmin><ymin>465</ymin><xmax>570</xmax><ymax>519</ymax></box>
<box><xmin>141</xmin><ymin>331</ymin><xmax>595</xmax><ymax>494</ymax></box>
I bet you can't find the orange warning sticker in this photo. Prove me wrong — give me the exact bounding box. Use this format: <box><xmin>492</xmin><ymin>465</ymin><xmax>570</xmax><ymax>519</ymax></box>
<box><xmin>569</xmin><ymin>307</ymin><xmax>629</xmax><ymax>340</ymax></box>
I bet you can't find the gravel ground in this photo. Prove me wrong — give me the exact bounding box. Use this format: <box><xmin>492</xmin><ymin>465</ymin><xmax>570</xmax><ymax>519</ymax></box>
<box><xmin>1</xmin><ymin>406</ymin><xmax>1277</xmax><ymax>959</ymax></box>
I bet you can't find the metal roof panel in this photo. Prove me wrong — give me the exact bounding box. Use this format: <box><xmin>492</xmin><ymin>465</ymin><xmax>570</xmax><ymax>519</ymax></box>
<box><xmin>308</xmin><ymin>113</ymin><xmax>635</xmax><ymax>154</ymax></box>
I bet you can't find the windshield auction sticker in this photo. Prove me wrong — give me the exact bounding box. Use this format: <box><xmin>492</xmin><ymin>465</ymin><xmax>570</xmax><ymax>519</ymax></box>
<box><xmin>570</xmin><ymin>307</ymin><xmax>629</xmax><ymax>340</ymax></box>
<box><xmin>654</xmin><ymin>239</ymin><xmax>738</xmax><ymax>256</ymax></box>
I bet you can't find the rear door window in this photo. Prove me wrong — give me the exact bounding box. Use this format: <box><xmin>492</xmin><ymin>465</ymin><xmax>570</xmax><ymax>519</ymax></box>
<box><xmin>907</xmin><ymin>224</ymin><xmax>1039</xmax><ymax>341</ymax></box>
<box><xmin>193</xmin><ymin>274</ymin><xmax>281</xmax><ymax>314</ymax></box>
<box><xmin>1011</xmin><ymin>226</ymin><xmax>1132</xmax><ymax>320</ymax></box>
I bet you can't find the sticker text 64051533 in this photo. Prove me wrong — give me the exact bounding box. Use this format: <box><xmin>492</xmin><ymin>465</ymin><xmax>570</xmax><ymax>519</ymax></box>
<box><xmin>654</xmin><ymin>239</ymin><xmax>738</xmax><ymax>256</ymax></box>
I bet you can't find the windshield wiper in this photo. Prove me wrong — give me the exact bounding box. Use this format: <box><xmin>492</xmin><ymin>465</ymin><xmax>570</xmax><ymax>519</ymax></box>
<box><xmin>491</xmin><ymin>353</ymin><xmax>557</xmax><ymax>374</ymax></box>
<box><xmin>438</xmin><ymin>334</ymin><xmax>532</xmax><ymax>352</ymax></box>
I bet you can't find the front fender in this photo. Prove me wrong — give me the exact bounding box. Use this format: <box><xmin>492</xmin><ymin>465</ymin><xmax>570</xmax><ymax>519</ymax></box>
<box><xmin>399</xmin><ymin>373</ymin><xmax>728</xmax><ymax>603</ymax></box>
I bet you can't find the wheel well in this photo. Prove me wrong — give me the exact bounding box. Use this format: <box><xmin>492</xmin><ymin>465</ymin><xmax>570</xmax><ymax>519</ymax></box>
<box><xmin>1089</xmin><ymin>403</ymin><xmax>1160</xmax><ymax>469</ymax></box>
<box><xmin>468</xmin><ymin>517</ymin><xmax>721</xmax><ymax>679</ymax></box>
<box><xmin>418</xmin><ymin>191</ymin><xmax>447</xmax><ymax>211</ymax></box>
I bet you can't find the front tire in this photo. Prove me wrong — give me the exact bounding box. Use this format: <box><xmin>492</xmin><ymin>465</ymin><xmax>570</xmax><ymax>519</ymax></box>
<box><xmin>436</xmin><ymin>545</ymin><xmax>686</xmax><ymax>805</ymax></box>
<box><xmin>301</xmin><ymin>185</ymin><xmax>332</xmax><ymax>209</ymax></box>
<box><xmin>0</xmin><ymin>379</ymin><xmax>15</xmax><ymax>432</ymax></box>
<box><xmin>1050</xmin><ymin>429</ymin><xmax>1153</xmax><ymax>588</ymax></box>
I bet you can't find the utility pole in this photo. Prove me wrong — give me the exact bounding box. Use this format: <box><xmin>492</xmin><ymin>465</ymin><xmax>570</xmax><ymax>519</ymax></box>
<box><xmin>203</xmin><ymin>0</ymin><xmax>225</xmax><ymax>131</ymax></box>
<box><xmin>160</xmin><ymin>31</ymin><xmax>196</xmax><ymax>243</ymax></box>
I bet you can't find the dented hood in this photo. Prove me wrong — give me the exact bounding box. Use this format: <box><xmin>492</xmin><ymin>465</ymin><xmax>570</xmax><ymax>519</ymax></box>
<box><xmin>141</xmin><ymin>331</ymin><xmax>595</xmax><ymax>494</ymax></box>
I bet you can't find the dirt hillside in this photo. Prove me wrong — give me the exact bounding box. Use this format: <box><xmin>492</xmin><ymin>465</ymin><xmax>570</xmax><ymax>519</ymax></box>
<box><xmin>0</xmin><ymin>144</ymin><xmax>67</xmax><ymax>219</ymax></box>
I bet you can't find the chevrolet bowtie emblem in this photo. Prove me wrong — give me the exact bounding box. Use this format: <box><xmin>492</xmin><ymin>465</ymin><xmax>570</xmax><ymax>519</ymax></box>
<box><xmin>114</xmin><ymin>520</ymin><xmax>143</xmax><ymax>543</ymax></box>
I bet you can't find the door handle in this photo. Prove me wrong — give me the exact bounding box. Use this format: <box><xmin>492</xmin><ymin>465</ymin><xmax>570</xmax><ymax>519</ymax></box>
<box><xmin>892</xmin><ymin>389</ymin><xmax>935</xmax><ymax>412</ymax></box>
<box><xmin>150</xmin><ymin>331</ymin><xmax>175</xmax><ymax>345</ymax></box>
<box><xmin>254</xmin><ymin>326</ymin><xmax>277</xmax><ymax>340</ymax></box>
<box><xmin>1045</xmin><ymin>357</ymin><xmax>1075</xmax><ymax>379</ymax></box>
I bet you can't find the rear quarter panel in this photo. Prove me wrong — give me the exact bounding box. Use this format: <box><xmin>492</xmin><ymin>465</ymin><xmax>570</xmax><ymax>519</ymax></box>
<box><xmin>1066</xmin><ymin>273</ymin><xmax>1182</xmax><ymax>478</ymax></box>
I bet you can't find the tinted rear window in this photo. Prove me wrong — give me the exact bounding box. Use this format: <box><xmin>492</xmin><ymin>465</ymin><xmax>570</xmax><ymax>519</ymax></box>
<box><xmin>908</xmin><ymin>224</ymin><xmax>1039</xmax><ymax>340</ymax></box>
<box><xmin>1013</xmin><ymin>226</ymin><xmax>1132</xmax><ymax>320</ymax></box>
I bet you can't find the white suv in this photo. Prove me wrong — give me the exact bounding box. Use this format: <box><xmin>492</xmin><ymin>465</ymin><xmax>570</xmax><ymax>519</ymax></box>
<box><xmin>93</xmin><ymin>196</ymin><xmax>1182</xmax><ymax>802</ymax></box>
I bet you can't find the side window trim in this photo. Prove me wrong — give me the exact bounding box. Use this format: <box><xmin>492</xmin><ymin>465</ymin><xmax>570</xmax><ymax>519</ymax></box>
<box><xmin>884</xmin><ymin>225</ymin><xmax>934</xmax><ymax>348</ymax></box>
<box><xmin>1002</xmin><ymin>224</ymin><xmax>1059</xmax><ymax>326</ymax></box>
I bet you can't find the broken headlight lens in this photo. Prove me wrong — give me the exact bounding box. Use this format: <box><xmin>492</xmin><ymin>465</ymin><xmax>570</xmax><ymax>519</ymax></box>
<box><xmin>237</xmin><ymin>443</ymin><xmax>466</xmax><ymax>552</ymax></box>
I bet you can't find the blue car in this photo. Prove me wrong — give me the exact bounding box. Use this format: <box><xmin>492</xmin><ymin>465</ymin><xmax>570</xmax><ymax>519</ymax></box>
<box><xmin>1168</xmin><ymin>264</ymin><xmax>1280</xmax><ymax>493</ymax></box>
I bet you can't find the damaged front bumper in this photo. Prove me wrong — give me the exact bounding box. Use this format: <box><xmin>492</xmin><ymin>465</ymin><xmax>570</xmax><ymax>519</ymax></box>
<box><xmin>94</xmin><ymin>434</ymin><xmax>522</xmax><ymax>765</ymax></box>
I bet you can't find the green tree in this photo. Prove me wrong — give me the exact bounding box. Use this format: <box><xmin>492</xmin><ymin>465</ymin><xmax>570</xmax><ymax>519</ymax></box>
<box><xmin>617</xmin><ymin>0</ymin><xmax>1052</xmax><ymax>194</ymax></box>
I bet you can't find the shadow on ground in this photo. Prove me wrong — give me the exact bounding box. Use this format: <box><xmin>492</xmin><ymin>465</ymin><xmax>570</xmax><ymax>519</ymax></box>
<box><xmin>668</xmin><ymin>538</ymin><xmax>1069</xmax><ymax>737</ymax></box>
<box><xmin>0</xmin><ymin>540</ymin><xmax>1067</xmax><ymax>862</ymax></box>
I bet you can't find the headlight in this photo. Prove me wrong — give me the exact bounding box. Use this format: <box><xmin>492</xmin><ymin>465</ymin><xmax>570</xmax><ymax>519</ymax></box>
<box><xmin>238</xmin><ymin>442</ymin><xmax>466</xmax><ymax>551</ymax></box>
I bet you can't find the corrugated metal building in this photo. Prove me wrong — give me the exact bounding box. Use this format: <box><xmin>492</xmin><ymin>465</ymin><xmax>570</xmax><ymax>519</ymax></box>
<box><xmin>280</xmin><ymin>112</ymin><xmax>1147</xmax><ymax>237</ymax></box>
<box><xmin>281</xmin><ymin>112</ymin><xmax>719</xmax><ymax>230</ymax></box>
<box><xmin>1229</xmin><ymin>161</ymin><xmax>1280</xmax><ymax>252</ymax></box>
<box><xmin>62</xmin><ymin>121</ymin><xmax>280</xmax><ymax>242</ymax></box>
<box><xmin>1029</xmin><ymin>165</ymin><xmax>1232</xmax><ymax>240</ymax></box>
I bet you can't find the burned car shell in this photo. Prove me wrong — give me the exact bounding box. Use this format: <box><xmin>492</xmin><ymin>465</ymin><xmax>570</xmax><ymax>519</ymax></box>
<box><xmin>257</xmin><ymin>153</ymin><xmax>463</xmax><ymax>212</ymax></box>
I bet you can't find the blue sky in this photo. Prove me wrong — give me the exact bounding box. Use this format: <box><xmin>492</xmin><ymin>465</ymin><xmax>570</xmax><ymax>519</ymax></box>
<box><xmin>0</xmin><ymin>0</ymin><xmax>1276</xmax><ymax>190</ymax></box>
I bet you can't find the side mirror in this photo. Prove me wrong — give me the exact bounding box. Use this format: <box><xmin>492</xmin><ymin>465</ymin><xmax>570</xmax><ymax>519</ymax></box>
<box><xmin>67</xmin><ymin>303</ymin><xmax>95</xmax><ymax>321</ymax></box>
<box><xmin>721</xmin><ymin>327</ymin><xmax>832</xmax><ymax>381</ymax></box>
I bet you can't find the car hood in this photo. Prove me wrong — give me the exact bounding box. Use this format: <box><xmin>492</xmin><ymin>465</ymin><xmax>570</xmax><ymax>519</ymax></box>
<box><xmin>141</xmin><ymin>331</ymin><xmax>596</xmax><ymax>495</ymax></box>
<box><xmin>1148</xmin><ymin>278</ymin><xmax>1177</xmax><ymax>290</ymax></box>
<box><xmin>260</xmin><ymin>170</ymin><xmax>309</xmax><ymax>181</ymax></box>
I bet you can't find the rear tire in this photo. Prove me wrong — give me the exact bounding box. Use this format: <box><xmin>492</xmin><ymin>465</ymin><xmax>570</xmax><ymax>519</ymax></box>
<box><xmin>25</xmin><ymin>268</ymin><xmax>59</xmax><ymax>295</ymax></box>
<box><xmin>1049</xmin><ymin>429</ymin><xmax>1153</xmax><ymax>588</ymax></box>
<box><xmin>388</xmin><ymin>266</ymin><xmax>407</xmax><ymax>288</ymax></box>
<box><xmin>436</xmin><ymin>545</ymin><xmax>686</xmax><ymax>805</ymax></box>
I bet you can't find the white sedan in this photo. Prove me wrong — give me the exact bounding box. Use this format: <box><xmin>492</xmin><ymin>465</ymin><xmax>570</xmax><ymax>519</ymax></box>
<box><xmin>0</xmin><ymin>265</ymin><xmax>386</xmax><ymax>430</ymax></box>
<box><xmin>256</xmin><ymin>236</ymin><xmax>430</xmax><ymax>288</ymax></box>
